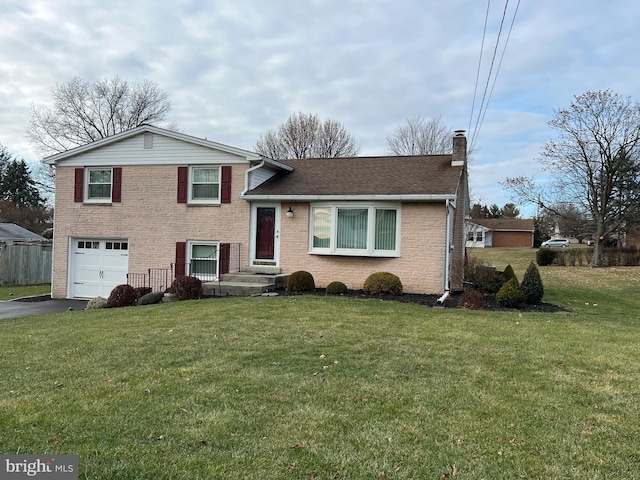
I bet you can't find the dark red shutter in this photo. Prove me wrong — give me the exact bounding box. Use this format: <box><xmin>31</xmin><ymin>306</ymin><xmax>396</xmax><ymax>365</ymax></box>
<box><xmin>220</xmin><ymin>243</ymin><xmax>230</xmax><ymax>274</ymax></box>
<box><xmin>74</xmin><ymin>168</ymin><xmax>84</xmax><ymax>202</ymax></box>
<box><xmin>112</xmin><ymin>167</ymin><xmax>122</xmax><ymax>203</ymax></box>
<box><xmin>177</xmin><ymin>167</ymin><xmax>188</xmax><ymax>203</ymax></box>
<box><xmin>175</xmin><ymin>242</ymin><xmax>186</xmax><ymax>277</ymax></box>
<box><xmin>221</xmin><ymin>166</ymin><xmax>232</xmax><ymax>204</ymax></box>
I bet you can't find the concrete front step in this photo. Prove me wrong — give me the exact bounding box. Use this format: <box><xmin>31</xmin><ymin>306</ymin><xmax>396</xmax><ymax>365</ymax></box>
<box><xmin>203</xmin><ymin>272</ymin><xmax>289</xmax><ymax>297</ymax></box>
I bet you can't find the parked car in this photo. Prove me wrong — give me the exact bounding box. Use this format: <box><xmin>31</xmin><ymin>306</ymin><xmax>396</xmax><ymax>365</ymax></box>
<box><xmin>541</xmin><ymin>238</ymin><xmax>570</xmax><ymax>248</ymax></box>
<box><xmin>587</xmin><ymin>239</ymin><xmax>595</xmax><ymax>246</ymax></box>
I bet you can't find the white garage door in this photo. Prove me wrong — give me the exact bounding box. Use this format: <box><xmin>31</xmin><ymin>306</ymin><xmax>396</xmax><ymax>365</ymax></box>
<box><xmin>70</xmin><ymin>238</ymin><xmax>129</xmax><ymax>299</ymax></box>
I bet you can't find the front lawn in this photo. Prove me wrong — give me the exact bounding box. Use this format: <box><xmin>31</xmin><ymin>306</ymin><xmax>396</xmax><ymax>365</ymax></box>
<box><xmin>1</xmin><ymin>251</ymin><xmax>640</xmax><ymax>478</ymax></box>
<box><xmin>0</xmin><ymin>284</ymin><xmax>51</xmax><ymax>301</ymax></box>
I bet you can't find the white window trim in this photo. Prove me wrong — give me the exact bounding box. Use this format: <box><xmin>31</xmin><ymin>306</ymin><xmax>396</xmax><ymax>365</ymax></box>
<box><xmin>308</xmin><ymin>202</ymin><xmax>401</xmax><ymax>257</ymax></box>
<box><xmin>187</xmin><ymin>240</ymin><xmax>220</xmax><ymax>281</ymax></box>
<box><xmin>188</xmin><ymin>165</ymin><xmax>221</xmax><ymax>205</ymax></box>
<box><xmin>85</xmin><ymin>167</ymin><xmax>112</xmax><ymax>203</ymax></box>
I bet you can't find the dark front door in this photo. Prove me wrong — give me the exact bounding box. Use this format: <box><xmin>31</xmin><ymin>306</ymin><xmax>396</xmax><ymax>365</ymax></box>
<box><xmin>256</xmin><ymin>207</ymin><xmax>275</xmax><ymax>259</ymax></box>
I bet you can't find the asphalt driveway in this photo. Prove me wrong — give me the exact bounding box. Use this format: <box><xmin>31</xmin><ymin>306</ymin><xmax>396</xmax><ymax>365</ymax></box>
<box><xmin>0</xmin><ymin>297</ymin><xmax>88</xmax><ymax>320</ymax></box>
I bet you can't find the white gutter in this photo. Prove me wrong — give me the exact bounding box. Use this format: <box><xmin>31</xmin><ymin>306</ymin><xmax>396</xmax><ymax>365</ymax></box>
<box><xmin>239</xmin><ymin>193</ymin><xmax>457</xmax><ymax>202</ymax></box>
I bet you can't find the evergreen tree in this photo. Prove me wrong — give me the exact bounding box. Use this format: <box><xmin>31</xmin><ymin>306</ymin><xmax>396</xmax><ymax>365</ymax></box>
<box><xmin>521</xmin><ymin>262</ymin><xmax>544</xmax><ymax>304</ymax></box>
<box><xmin>0</xmin><ymin>144</ymin><xmax>50</xmax><ymax>233</ymax></box>
<box><xmin>0</xmin><ymin>159</ymin><xmax>44</xmax><ymax>208</ymax></box>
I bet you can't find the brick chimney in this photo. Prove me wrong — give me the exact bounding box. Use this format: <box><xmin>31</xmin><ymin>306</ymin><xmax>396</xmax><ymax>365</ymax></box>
<box><xmin>449</xmin><ymin>129</ymin><xmax>468</xmax><ymax>291</ymax></box>
<box><xmin>451</xmin><ymin>130</ymin><xmax>467</xmax><ymax>166</ymax></box>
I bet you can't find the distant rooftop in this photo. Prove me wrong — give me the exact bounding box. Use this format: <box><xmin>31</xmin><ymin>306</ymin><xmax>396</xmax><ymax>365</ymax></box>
<box><xmin>0</xmin><ymin>223</ymin><xmax>47</xmax><ymax>242</ymax></box>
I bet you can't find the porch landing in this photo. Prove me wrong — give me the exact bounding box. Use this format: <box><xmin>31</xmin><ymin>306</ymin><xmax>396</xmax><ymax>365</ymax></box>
<box><xmin>203</xmin><ymin>272</ymin><xmax>289</xmax><ymax>297</ymax></box>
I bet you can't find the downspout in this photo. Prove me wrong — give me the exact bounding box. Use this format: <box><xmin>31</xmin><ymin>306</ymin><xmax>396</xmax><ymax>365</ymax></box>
<box><xmin>436</xmin><ymin>199</ymin><xmax>452</xmax><ymax>305</ymax></box>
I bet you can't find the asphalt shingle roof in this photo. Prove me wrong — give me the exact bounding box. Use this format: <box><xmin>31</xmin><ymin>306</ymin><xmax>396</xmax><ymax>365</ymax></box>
<box><xmin>245</xmin><ymin>155</ymin><xmax>462</xmax><ymax>197</ymax></box>
<box><xmin>470</xmin><ymin>218</ymin><xmax>535</xmax><ymax>231</ymax></box>
<box><xmin>0</xmin><ymin>223</ymin><xmax>46</xmax><ymax>241</ymax></box>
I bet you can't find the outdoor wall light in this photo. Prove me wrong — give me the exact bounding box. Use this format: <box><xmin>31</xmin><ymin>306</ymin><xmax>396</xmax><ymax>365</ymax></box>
<box><xmin>286</xmin><ymin>207</ymin><xmax>294</xmax><ymax>218</ymax></box>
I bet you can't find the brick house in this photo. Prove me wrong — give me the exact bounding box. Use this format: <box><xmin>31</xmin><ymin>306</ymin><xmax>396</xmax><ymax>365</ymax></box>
<box><xmin>45</xmin><ymin>125</ymin><xmax>469</xmax><ymax>299</ymax></box>
<box><xmin>465</xmin><ymin>218</ymin><xmax>535</xmax><ymax>248</ymax></box>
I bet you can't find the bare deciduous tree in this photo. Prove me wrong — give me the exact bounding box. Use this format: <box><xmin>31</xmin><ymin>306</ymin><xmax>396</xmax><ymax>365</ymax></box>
<box><xmin>26</xmin><ymin>76</ymin><xmax>173</xmax><ymax>157</ymax></box>
<box><xmin>255</xmin><ymin>112</ymin><xmax>360</xmax><ymax>159</ymax></box>
<box><xmin>503</xmin><ymin>90</ymin><xmax>640</xmax><ymax>265</ymax></box>
<box><xmin>386</xmin><ymin>115</ymin><xmax>452</xmax><ymax>155</ymax></box>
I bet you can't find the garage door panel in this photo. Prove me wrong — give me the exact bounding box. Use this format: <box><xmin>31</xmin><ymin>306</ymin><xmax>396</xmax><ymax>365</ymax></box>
<box><xmin>70</xmin><ymin>238</ymin><xmax>129</xmax><ymax>299</ymax></box>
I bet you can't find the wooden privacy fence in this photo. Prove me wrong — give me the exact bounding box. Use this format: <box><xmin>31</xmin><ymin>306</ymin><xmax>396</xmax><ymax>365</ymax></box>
<box><xmin>0</xmin><ymin>241</ymin><xmax>53</xmax><ymax>286</ymax></box>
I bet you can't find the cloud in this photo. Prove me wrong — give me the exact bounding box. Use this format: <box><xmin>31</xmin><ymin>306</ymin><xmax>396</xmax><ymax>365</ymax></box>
<box><xmin>1</xmin><ymin>0</ymin><xmax>640</xmax><ymax>214</ymax></box>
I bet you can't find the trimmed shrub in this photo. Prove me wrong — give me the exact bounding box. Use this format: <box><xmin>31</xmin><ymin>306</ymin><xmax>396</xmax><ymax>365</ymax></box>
<box><xmin>171</xmin><ymin>276</ymin><xmax>203</xmax><ymax>300</ymax></box>
<box><xmin>496</xmin><ymin>278</ymin><xmax>525</xmax><ymax>308</ymax></box>
<box><xmin>503</xmin><ymin>264</ymin><xmax>518</xmax><ymax>285</ymax></box>
<box><xmin>106</xmin><ymin>284</ymin><xmax>138</xmax><ymax>308</ymax></box>
<box><xmin>85</xmin><ymin>296</ymin><xmax>107</xmax><ymax>310</ymax></box>
<box><xmin>134</xmin><ymin>287</ymin><xmax>152</xmax><ymax>299</ymax></box>
<box><xmin>466</xmin><ymin>263</ymin><xmax>505</xmax><ymax>293</ymax></box>
<box><xmin>536</xmin><ymin>248</ymin><xmax>556</xmax><ymax>266</ymax></box>
<box><xmin>138</xmin><ymin>291</ymin><xmax>165</xmax><ymax>305</ymax></box>
<box><xmin>286</xmin><ymin>271</ymin><xmax>316</xmax><ymax>293</ymax></box>
<box><xmin>363</xmin><ymin>272</ymin><xmax>403</xmax><ymax>296</ymax></box>
<box><xmin>326</xmin><ymin>281</ymin><xmax>348</xmax><ymax>295</ymax></box>
<box><xmin>521</xmin><ymin>262</ymin><xmax>544</xmax><ymax>304</ymax></box>
<box><xmin>458</xmin><ymin>289</ymin><xmax>485</xmax><ymax>309</ymax></box>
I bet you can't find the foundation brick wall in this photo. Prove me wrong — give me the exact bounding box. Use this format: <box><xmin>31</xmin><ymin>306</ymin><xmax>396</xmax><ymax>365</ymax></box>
<box><xmin>278</xmin><ymin>202</ymin><xmax>447</xmax><ymax>294</ymax></box>
<box><xmin>491</xmin><ymin>231</ymin><xmax>533</xmax><ymax>248</ymax></box>
<box><xmin>51</xmin><ymin>164</ymin><xmax>251</xmax><ymax>298</ymax></box>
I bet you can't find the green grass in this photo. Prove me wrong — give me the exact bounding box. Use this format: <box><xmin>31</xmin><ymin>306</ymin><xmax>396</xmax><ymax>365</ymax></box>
<box><xmin>2</xmin><ymin>253</ymin><xmax>640</xmax><ymax>479</ymax></box>
<box><xmin>0</xmin><ymin>284</ymin><xmax>51</xmax><ymax>301</ymax></box>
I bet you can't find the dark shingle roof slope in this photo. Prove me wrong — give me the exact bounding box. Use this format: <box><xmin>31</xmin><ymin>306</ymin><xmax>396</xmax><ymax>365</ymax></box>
<box><xmin>470</xmin><ymin>218</ymin><xmax>535</xmax><ymax>232</ymax></box>
<box><xmin>245</xmin><ymin>155</ymin><xmax>462</xmax><ymax>197</ymax></box>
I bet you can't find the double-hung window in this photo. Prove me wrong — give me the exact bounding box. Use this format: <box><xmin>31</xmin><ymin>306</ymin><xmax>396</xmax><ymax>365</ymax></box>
<box><xmin>189</xmin><ymin>166</ymin><xmax>220</xmax><ymax>204</ymax></box>
<box><xmin>310</xmin><ymin>203</ymin><xmax>400</xmax><ymax>256</ymax></box>
<box><xmin>86</xmin><ymin>168</ymin><xmax>112</xmax><ymax>202</ymax></box>
<box><xmin>188</xmin><ymin>241</ymin><xmax>219</xmax><ymax>281</ymax></box>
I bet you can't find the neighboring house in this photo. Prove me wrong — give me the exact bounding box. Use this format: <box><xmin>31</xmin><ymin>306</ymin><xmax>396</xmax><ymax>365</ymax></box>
<box><xmin>0</xmin><ymin>223</ymin><xmax>47</xmax><ymax>242</ymax></box>
<box><xmin>465</xmin><ymin>218</ymin><xmax>535</xmax><ymax>248</ymax></box>
<box><xmin>45</xmin><ymin>125</ymin><xmax>469</xmax><ymax>299</ymax></box>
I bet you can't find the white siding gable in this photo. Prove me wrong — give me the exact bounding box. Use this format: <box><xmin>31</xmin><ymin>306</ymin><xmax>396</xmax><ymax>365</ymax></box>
<box><xmin>57</xmin><ymin>132</ymin><xmax>251</xmax><ymax>167</ymax></box>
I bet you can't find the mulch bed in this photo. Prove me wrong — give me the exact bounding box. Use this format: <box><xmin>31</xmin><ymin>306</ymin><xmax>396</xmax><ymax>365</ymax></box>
<box><xmin>280</xmin><ymin>288</ymin><xmax>568</xmax><ymax>312</ymax></box>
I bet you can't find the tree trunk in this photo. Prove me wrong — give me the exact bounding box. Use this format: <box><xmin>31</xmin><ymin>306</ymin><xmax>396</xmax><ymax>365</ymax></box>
<box><xmin>591</xmin><ymin>216</ymin><xmax>605</xmax><ymax>266</ymax></box>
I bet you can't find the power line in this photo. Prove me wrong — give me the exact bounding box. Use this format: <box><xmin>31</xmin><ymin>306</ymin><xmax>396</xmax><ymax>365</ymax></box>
<box><xmin>468</xmin><ymin>0</ymin><xmax>492</xmax><ymax>137</ymax></box>
<box><xmin>468</xmin><ymin>0</ymin><xmax>521</xmax><ymax>151</ymax></box>
<box><xmin>473</xmin><ymin>0</ymin><xmax>521</xmax><ymax>153</ymax></box>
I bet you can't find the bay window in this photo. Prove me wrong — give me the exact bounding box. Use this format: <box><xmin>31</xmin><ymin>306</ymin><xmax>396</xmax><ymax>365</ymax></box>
<box><xmin>310</xmin><ymin>203</ymin><xmax>400</xmax><ymax>256</ymax></box>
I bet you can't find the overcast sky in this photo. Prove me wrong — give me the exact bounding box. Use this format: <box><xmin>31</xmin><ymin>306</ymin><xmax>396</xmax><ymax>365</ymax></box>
<box><xmin>1</xmin><ymin>1</ymin><xmax>639</xmax><ymax>215</ymax></box>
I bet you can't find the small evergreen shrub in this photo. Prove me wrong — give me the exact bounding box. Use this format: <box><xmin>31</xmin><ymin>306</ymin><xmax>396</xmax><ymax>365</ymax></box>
<box><xmin>171</xmin><ymin>276</ymin><xmax>203</xmax><ymax>300</ymax></box>
<box><xmin>536</xmin><ymin>248</ymin><xmax>556</xmax><ymax>266</ymax></box>
<box><xmin>326</xmin><ymin>281</ymin><xmax>348</xmax><ymax>295</ymax></box>
<box><xmin>85</xmin><ymin>296</ymin><xmax>107</xmax><ymax>310</ymax></box>
<box><xmin>503</xmin><ymin>264</ymin><xmax>518</xmax><ymax>284</ymax></box>
<box><xmin>521</xmin><ymin>262</ymin><xmax>544</xmax><ymax>304</ymax></box>
<box><xmin>106</xmin><ymin>284</ymin><xmax>138</xmax><ymax>308</ymax></box>
<box><xmin>363</xmin><ymin>272</ymin><xmax>403</xmax><ymax>296</ymax></box>
<box><xmin>458</xmin><ymin>289</ymin><xmax>484</xmax><ymax>309</ymax></box>
<box><xmin>138</xmin><ymin>291</ymin><xmax>165</xmax><ymax>305</ymax></box>
<box><xmin>496</xmin><ymin>278</ymin><xmax>525</xmax><ymax>308</ymax></box>
<box><xmin>286</xmin><ymin>271</ymin><xmax>316</xmax><ymax>293</ymax></box>
<box><xmin>134</xmin><ymin>287</ymin><xmax>152</xmax><ymax>299</ymax></box>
